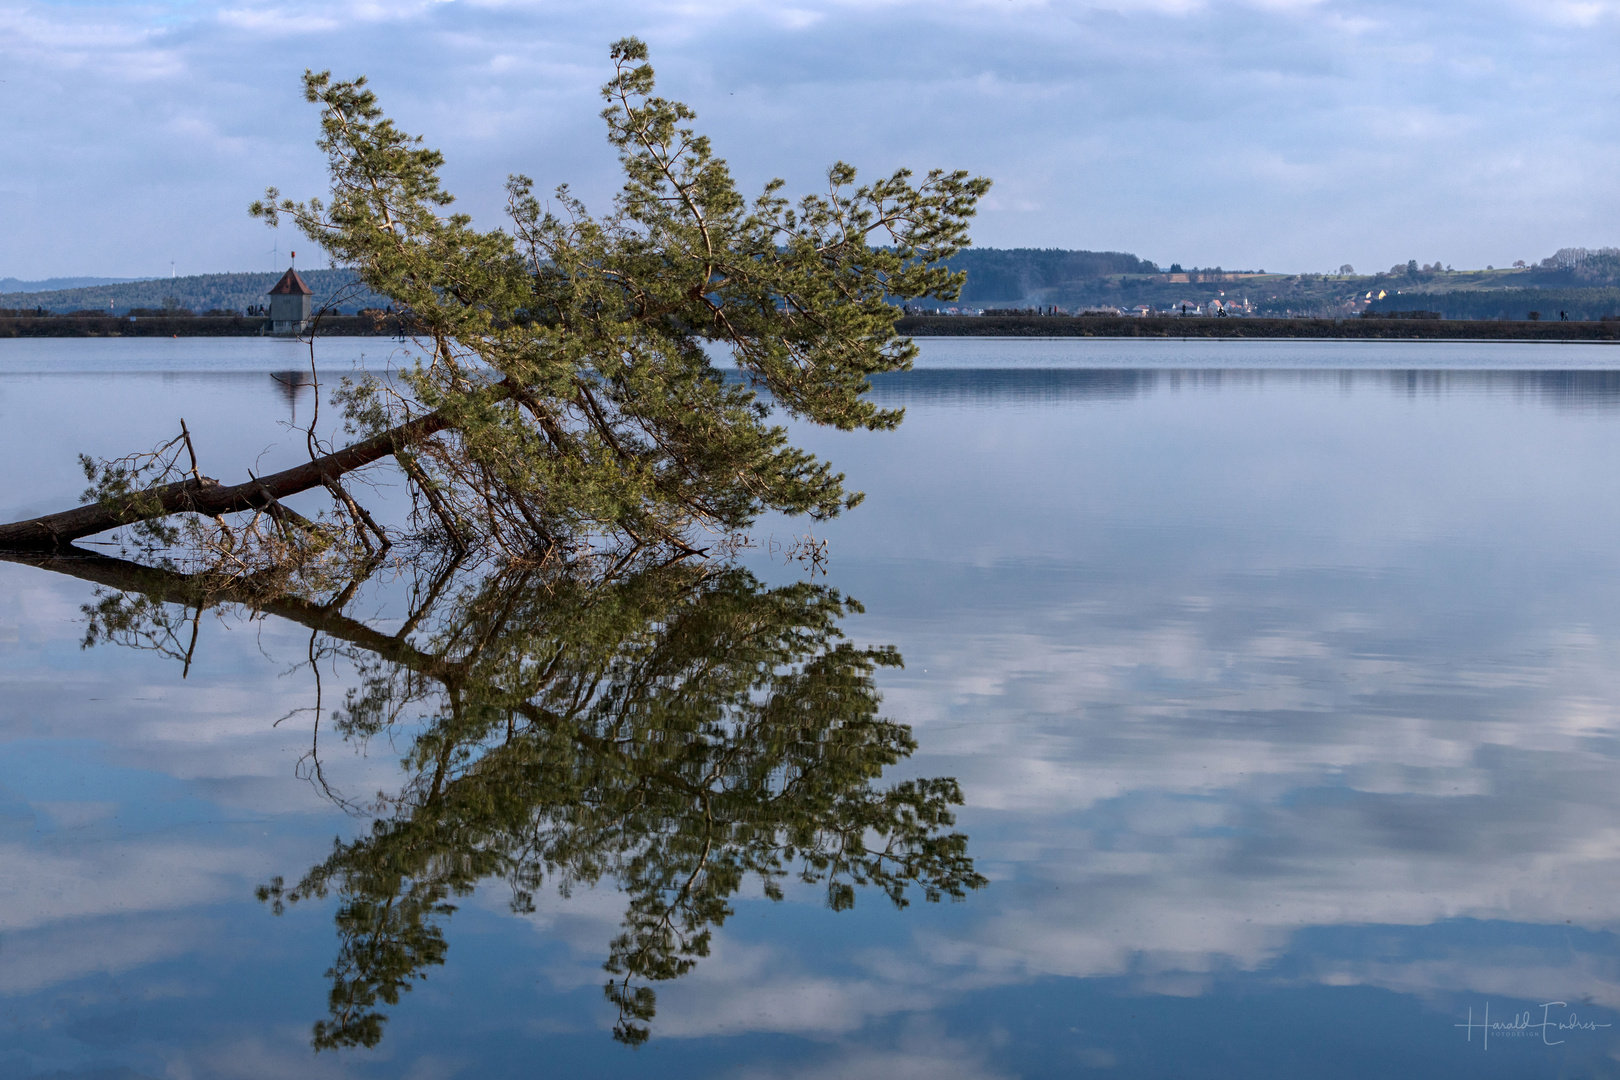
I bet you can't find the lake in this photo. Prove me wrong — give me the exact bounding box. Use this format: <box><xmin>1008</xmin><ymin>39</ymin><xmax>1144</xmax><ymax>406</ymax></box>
<box><xmin>2</xmin><ymin>337</ymin><xmax>1620</xmax><ymax>1078</ymax></box>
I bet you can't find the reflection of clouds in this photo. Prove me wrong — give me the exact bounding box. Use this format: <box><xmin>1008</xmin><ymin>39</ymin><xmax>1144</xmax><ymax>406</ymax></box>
<box><xmin>1274</xmin><ymin>933</ymin><xmax>1620</xmax><ymax>1032</ymax></box>
<box><xmin>653</xmin><ymin>939</ymin><xmax>939</xmax><ymax>1038</ymax></box>
<box><xmin>163</xmin><ymin>1034</ymin><xmax>356</xmax><ymax>1080</ymax></box>
<box><xmin>0</xmin><ymin>559</ymin><xmax>408</xmax><ymax>818</ymax></box>
<box><xmin>1310</xmin><ymin>950</ymin><xmax>1620</xmax><ymax>1009</ymax></box>
<box><xmin>0</xmin><ymin>562</ymin><xmax>396</xmax><ymax>1000</ymax></box>
<box><xmin>742</xmin><ymin>1049</ymin><xmax>1006</xmax><ymax>1080</ymax></box>
<box><xmin>732</xmin><ymin>1019</ymin><xmax>1012</xmax><ymax>1080</ymax></box>
<box><xmin>0</xmin><ymin>842</ymin><xmax>258</xmax><ymax>935</ymax></box>
<box><xmin>0</xmin><ymin>915</ymin><xmax>209</xmax><ymax>995</ymax></box>
<box><xmin>861</xmin><ymin>552</ymin><xmax>1620</xmax><ymax>1007</ymax></box>
<box><xmin>30</xmin><ymin>800</ymin><xmax>119</xmax><ymax>829</ymax></box>
<box><xmin>484</xmin><ymin>880</ymin><xmax>633</xmax><ymax>998</ymax></box>
<box><xmin>0</xmin><ymin>658</ymin><xmax>398</xmax><ymax>820</ymax></box>
<box><xmin>756</xmin><ymin>378</ymin><xmax>1620</xmax><ymax>1019</ymax></box>
<box><xmin>495</xmin><ymin>879</ymin><xmax>945</xmax><ymax>1037</ymax></box>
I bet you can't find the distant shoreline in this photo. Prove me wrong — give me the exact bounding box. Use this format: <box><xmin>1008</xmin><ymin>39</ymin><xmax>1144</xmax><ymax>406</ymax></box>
<box><xmin>896</xmin><ymin>315</ymin><xmax>1620</xmax><ymax>341</ymax></box>
<box><xmin>0</xmin><ymin>314</ymin><xmax>408</xmax><ymax>339</ymax></box>
<box><xmin>4</xmin><ymin>312</ymin><xmax>1618</xmax><ymax>343</ymax></box>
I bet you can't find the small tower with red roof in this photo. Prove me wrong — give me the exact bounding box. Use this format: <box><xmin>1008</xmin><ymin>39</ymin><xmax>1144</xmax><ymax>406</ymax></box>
<box><xmin>268</xmin><ymin>263</ymin><xmax>313</xmax><ymax>334</ymax></box>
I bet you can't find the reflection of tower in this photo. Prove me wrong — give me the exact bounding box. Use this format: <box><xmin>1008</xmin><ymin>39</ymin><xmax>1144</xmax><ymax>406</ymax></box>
<box><xmin>268</xmin><ymin>265</ymin><xmax>313</xmax><ymax>334</ymax></box>
<box><xmin>270</xmin><ymin>370</ymin><xmax>314</xmax><ymax>424</ymax></box>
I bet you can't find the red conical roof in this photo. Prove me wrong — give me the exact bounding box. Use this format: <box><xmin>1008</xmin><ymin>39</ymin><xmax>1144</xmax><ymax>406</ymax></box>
<box><xmin>268</xmin><ymin>267</ymin><xmax>313</xmax><ymax>296</ymax></box>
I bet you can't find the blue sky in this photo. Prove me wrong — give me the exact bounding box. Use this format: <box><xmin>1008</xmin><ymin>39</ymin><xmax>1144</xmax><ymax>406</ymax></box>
<box><xmin>1</xmin><ymin>0</ymin><xmax>1616</xmax><ymax>279</ymax></box>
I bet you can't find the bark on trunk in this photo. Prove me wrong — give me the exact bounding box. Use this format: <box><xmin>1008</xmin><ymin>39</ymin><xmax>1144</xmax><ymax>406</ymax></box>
<box><xmin>0</xmin><ymin>411</ymin><xmax>452</xmax><ymax>549</ymax></box>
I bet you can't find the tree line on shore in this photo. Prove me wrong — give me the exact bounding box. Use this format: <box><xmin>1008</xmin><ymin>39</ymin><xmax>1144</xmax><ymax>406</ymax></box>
<box><xmin>933</xmin><ymin>248</ymin><xmax>1620</xmax><ymax>318</ymax></box>
<box><xmin>10</xmin><ymin>246</ymin><xmax>1620</xmax><ymax>321</ymax></box>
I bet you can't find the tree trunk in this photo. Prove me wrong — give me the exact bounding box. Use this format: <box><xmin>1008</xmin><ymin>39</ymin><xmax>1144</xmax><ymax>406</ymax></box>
<box><xmin>0</xmin><ymin>411</ymin><xmax>452</xmax><ymax>549</ymax></box>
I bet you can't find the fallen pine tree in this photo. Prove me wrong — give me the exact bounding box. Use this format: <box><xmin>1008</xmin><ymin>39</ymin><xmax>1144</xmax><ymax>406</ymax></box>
<box><xmin>0</xmin><ymin>38</ymin><xmax>988</xmax><ymax>567</ymax></box>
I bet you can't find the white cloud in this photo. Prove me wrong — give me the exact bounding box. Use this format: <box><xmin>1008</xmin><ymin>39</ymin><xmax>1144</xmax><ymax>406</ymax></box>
<box><xmin>1514</xmin><ymin>0</ymin><xmax>1620</xmax><ymax>25</ymax></box>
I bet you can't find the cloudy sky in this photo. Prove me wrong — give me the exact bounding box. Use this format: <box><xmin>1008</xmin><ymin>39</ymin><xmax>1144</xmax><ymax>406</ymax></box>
<box><xmin>1</xmin><ymin>0</ymin><xmax>1616</xmax><ymax>280</ymax></box>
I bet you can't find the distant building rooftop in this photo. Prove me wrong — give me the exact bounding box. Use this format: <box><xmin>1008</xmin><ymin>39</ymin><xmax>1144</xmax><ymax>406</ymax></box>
<box><xmin>268</xmin><ymin>268</ymin><xmax>313</xmax><ymax>296</ymax></box>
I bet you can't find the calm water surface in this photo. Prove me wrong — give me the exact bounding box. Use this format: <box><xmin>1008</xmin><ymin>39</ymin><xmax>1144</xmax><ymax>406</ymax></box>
<box><xmin>2</xmin><ymin>338</ymin><xmax>1620</xmax><ymax>1078</ymax></box>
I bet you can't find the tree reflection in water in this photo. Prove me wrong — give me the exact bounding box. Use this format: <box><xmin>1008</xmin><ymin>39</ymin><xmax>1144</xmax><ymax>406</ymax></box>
<box><xmin>15</xmin><ymin>549</ymin><xmax>984</xmax><ymax>1050</ymax></box>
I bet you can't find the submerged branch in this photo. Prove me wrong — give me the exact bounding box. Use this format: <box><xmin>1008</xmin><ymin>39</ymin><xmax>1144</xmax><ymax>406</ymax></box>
<box><xmin>0</xmin><ymin>410</ymin><xmax>453</xmax><ymax>550</ymax></box>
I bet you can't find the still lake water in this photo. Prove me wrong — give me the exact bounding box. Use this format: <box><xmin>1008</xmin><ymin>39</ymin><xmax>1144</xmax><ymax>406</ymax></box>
<box><xmin>3</xmin><ymin>337</ymin><xmax>1620</xmax><ymax>1077</ymax></box>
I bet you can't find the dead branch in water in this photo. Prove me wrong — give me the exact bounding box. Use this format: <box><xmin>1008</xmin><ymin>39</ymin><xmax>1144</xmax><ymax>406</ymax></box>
<box><xmin>0</xmin><ymin>410</ymin><xmax>451</xmax><ymax>550</ymax></box>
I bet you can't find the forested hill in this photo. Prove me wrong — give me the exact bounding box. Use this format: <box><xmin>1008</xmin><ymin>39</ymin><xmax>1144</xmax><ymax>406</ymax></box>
<box><xmin>0</xmin><ymin>270</ymin><xmax>391</xmax><ymax>315</ymax></box>
<box><xmin>0</xmin><ymin>276</ymin><xmax>149</xmax><ymax>293</ymax></box>
<box><xmin>945</xmin><ymin>248</ymin><xmax>1160</xmax><ymax>304</ymax></box>
<box><xmin>8</xmin><ymin>253</ymin><xmax>1163</xmax><ymax>315</ymax></box>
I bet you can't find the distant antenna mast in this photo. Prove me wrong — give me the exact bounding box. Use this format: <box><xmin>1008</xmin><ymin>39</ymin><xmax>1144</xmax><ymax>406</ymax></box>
<box><xmin>171</xmin><ymin>260</ymin><xmax>176</xmax><ymax>279</ymax></box>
